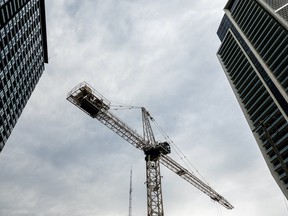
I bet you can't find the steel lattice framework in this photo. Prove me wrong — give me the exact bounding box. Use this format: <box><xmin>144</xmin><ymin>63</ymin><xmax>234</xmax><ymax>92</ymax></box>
<box><xmin>67</xmin><ymin>82</ymin><xmax>234</xmax><ymax>215</ymax></box>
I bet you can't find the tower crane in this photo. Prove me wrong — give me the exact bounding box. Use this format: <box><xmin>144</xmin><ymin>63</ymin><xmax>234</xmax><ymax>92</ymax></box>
<box><xmin>67</xmin><ymin>81</ymin><xmax>234</xmax><ymax>216</ymax></box>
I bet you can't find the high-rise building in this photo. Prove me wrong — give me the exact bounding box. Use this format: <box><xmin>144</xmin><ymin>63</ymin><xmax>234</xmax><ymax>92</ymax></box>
<box><xmin>0</xmin><ymin>0</ymin><xmax>48</xmax><ymax>152</ymax></box>
<box><xmin>217</xmin><ymin>0</ymin><xmax>288</xmax><ymax>199</ymax></box>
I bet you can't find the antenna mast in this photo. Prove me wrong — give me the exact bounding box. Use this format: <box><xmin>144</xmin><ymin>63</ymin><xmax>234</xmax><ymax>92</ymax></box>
<box><xmin>129</xmin><ymin>167</ymin><xmax>133</xmax><ymax>216</ymax></box>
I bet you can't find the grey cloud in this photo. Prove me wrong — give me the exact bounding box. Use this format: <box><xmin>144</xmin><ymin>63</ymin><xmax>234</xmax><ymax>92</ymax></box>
<box><xmin>0</xmin><ymin>0</ymin><xmax>287</xmax><ymax>216</ymax></box>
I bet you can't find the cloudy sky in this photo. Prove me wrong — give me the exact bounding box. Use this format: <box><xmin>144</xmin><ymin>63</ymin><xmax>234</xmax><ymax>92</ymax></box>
<box><xmin>1</xmin><ymin>0</ymin><xmax>288</xmax><ymax>215</ymax></box>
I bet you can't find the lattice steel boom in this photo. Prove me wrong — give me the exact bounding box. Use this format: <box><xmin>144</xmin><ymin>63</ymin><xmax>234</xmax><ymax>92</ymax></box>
<box><xmin>67</xmin><ymin>82</ymin><xmax>234</xmax><ymax>215</ymax></box>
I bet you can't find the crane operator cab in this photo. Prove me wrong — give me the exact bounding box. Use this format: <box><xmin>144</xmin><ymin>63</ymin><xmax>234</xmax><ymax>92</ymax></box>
<box><xmin>157</xmin><ymin>142</ymin><xmax>171</xmax><ymax>155</ymax></box>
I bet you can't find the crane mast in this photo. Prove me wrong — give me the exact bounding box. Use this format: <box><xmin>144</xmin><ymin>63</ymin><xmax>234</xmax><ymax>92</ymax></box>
<box><xmin>67</xmin><ymin>82</ymin><xmax>234</xmax><ymax>214</ymax></box>
<box><xmin>142</xmin><ymin>107</ymin><xmax>167</xmax><ymax>216</ymax></box>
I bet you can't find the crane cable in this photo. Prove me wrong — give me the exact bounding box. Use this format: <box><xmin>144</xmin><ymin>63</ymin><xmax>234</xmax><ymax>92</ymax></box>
<box><xmin>108</xmin><ymin>98</ymin><xmax>142</xmax><ymax>111</ymax></box>
<box><xmin>108</xmin><ymin>104</ymin><xmax>211</xmax><ymax>186</ymax></box>
<box><xmin>215</xmin><ymin>201</ymin><xmax>223</xmax><ymax>216</ymax></box>
<box><xmin>110</xmin><ymin>105</ymin><xmax>142</xmax><ymax>111</ymax></box>
<box><xmin>150</xmin><ymin>116</ymin><xmax>211</xmax><ymax>186</ymax></box>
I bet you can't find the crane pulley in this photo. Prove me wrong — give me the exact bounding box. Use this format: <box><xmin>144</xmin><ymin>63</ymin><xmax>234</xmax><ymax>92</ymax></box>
<box><xmin>67</xmin><ymin>81</ymin><xmax>234</xmax><ymax>215</ymax></box>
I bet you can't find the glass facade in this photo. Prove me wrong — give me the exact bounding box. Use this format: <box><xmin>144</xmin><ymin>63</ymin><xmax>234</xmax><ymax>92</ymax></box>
<box><xmin>0</xmin><ymin>0</ymin><xmax>48</xmax><ymax>152</ymax></box>
<box><xmin>217</xmin><ymin>0</ymin><xmax>288</xmax><ymax>199</ymax></box>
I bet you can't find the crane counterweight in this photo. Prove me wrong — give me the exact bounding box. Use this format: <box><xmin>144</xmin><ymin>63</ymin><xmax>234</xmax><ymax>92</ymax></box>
<box><xmin>67</xmin><ymin>82</ymin><xmax>110</xmax><ymax>118</ymax></box>
<box><xmin>67</xmin><ymin>82</ymin><xmax>234</xmax><ymax>215</ymax></box>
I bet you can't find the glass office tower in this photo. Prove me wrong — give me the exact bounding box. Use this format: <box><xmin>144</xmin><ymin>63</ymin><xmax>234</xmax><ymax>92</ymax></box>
<box><xmin>217</xmin><ymin>0</ymin><xmax>288</xmax><ymax>199</ymax></box>
<box><xmin>0</xmin><ymin>0</ymin><xmax>48</xmax><ymax>152</ymax></box>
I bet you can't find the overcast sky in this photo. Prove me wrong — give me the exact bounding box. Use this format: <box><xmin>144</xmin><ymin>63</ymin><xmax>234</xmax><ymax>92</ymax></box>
<box><xmin>1</xmin><ymin>0</ymin><xmax>288</xmax><ymax>215</ymax></box>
